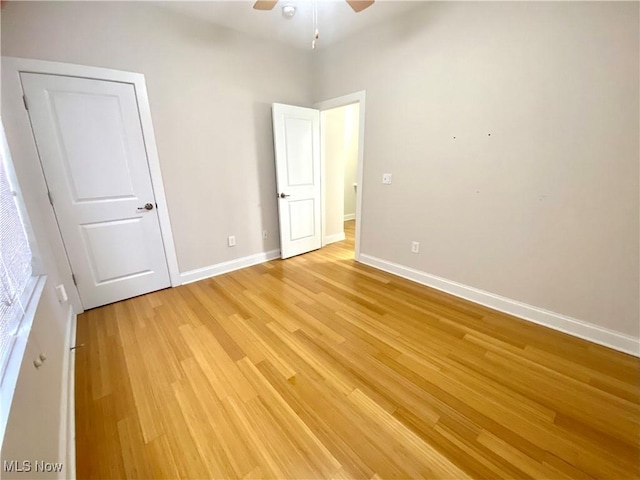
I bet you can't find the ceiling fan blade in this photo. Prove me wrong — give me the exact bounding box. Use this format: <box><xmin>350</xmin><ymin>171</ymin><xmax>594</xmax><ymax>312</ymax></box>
<box><xmin>253</xmin><ymin>0</ymin><xmax>278</xmax><ymax>10</ymax></box>
<box><xmin>346</xmin><ymin>0</ymin><xmax>375</xmax><ymax>13</ymax></box>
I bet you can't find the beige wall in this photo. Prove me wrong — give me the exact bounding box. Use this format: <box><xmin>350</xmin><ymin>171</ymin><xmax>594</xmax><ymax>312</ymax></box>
<box><xmin>314</xmin><ymin>1</ymin><xmax>640</xmax><ymax>338</ymax></box>
<box><xmin>1</xmin><ymin>1</ymin><xmax>313</xmax><ymax>273</ymax></box>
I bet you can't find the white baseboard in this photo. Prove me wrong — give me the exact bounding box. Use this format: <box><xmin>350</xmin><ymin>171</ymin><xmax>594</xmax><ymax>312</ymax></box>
<box><xmin>180</xmin><ymin>249</ymin><xmax>281</xmax><ymax>285</ymax></box>
<box><xmin>359</xmin><ymin>254</ymin><xmax>640</xmax><ymax>357</ymax></box>
<box><xmin>324</xmin><ymin>232</ymin><xmax>346</xmax><ymax>246</ymax></box>
<box><xmin>59</xmin><ymin>305</ymin><xmax>77</xmax><ymax>479</ymax></box>
<box><xmin>344</xmin><ymin>213</ymin><xmax>356</xmax><ymax>221</ymax></box>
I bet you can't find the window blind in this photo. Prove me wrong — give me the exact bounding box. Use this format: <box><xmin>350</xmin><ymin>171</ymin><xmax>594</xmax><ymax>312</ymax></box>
<box><xmin>0</xmin><ymin>149</ymin><xmax>32</xmax><ymax>376</ymax></box>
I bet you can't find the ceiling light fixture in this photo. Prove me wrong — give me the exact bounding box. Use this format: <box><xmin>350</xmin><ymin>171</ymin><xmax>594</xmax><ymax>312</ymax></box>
<box><xmin>281</xmin><ymin>4</ymin><xmax>296</xmax><ymax>18</ymax></box>
<box><xmin>253</xmin><ymin>0</ymin><xmax>375</xmax><ymax>49</ymax></box>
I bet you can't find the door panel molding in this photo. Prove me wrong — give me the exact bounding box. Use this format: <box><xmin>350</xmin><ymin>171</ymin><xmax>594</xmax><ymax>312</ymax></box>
<box><xmin>272</xmin><ymin>103</ymin><xmax>322</xmax><ymax>259</ymax></box>
<box><xmin>22</xmin><ymin>72</ymin><xmax>171</xmax><ymax>308</ymax></box>
<box><xmin>1</xmin><ymin>57</ymin><xmax>180</xmax><ymax>312</ymax></box>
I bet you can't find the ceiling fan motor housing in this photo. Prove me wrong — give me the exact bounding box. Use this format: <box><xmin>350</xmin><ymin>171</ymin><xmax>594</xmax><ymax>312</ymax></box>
<box><xmin>282</xmin><ymin>5</ymin><xmax>296</xmax><ymax>18</ymax></box>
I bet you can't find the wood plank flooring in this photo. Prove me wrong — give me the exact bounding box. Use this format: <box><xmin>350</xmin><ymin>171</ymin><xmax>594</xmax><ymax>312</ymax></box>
<box><xmin>75</xmin><ymin>221</ymin><xmax>640</xmax><ymax>479</ymax></box>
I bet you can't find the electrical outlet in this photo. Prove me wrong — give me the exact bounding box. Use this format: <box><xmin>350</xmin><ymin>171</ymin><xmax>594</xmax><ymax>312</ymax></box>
<box><xmin>411</xmin><ymin>241</ymin><xmax>420</xmax><ymax>254</ymax></box>
<box><xmin>382</xmin><ymin>173</ymin><xmax>392</xmax><ymax>185</ymax></box>
<box><xmin>262</xmin><ymin>230</ymin><xmax>268</xmax><ymax>239</ymax></box>
<box><xmin>228</xmin><ymin>235</ymin><xmax>236</xmax><ymax>247</ymax></box>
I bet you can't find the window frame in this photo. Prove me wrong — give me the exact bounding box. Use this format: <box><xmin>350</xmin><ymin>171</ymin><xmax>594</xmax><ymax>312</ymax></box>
<box><xmin>0</xmin><ymin>120</ymin><xmax>46</xmax><ymax>450</ymax></box>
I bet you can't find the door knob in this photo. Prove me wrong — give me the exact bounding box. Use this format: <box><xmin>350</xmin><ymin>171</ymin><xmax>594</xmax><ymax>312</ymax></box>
<box><xmin>279</xmin><ymin>193</ymin><xmax>290</xmax><ymax>199</ymax></box>
<box><xmin>137</xmin><ymin>203</ymin><xmax>154</xmax><ymax>211</ymax></box>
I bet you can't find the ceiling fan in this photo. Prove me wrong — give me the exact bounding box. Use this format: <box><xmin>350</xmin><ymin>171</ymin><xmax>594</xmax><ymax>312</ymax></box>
<box><xmin>253</xmin><ymin>0</ymin><xmax>375</xmax><ymax>13</ymax></box>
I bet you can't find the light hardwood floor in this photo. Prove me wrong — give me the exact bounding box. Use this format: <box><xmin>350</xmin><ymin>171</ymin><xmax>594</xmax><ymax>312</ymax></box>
<box><xmin>76</xmin><ymin>221</ymin><xmax>640</xmax><ymax>479</ymax></box>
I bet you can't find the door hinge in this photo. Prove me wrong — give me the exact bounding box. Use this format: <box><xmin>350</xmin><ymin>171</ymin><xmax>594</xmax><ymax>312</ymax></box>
<box><xmin>23</xmin><ymin>95</ymin><xmax>29</xmax><ymax>110</ymax></box>
<box><xmin>47</xmin><ymin>190</ymin><xmax>53</xmax><ymax>206</ymax></box>
<box><xmin>71</xmin><ymin>273</ymin><xmax>77</xmax><ymax>286</ymax></box>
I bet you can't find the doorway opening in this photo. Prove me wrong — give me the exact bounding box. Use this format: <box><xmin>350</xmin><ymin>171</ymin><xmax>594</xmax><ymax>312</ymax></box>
<box><xmin>317</xmin><ymin>91</ymin><xmax>365</xmax><ymax>261</ymax></box>
<box><xmin>320</xmin><ymin>103</ymin><xmax>359</xmax><ymax>256</ymax></box>
<box><xmin>271</xmin><ymin>91</ymin><xmax>365</xmax><ymax>261</ymax></box>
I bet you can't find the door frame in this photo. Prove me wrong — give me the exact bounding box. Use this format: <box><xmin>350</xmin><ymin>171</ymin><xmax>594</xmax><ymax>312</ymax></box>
<box><xmin>314</xmin><ymin>91</ymin><xmax>366</xmax><ymax>261</ymax></box>
<box><xmin>1</xmin><ymin>57</ymin><xmax>181</xmax><ymax>313</ymax></box>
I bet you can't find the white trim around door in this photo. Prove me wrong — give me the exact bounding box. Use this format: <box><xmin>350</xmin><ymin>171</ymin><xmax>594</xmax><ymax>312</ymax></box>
<box><xmin>1</xmin><ymin>57</ymin><xmax>180</xmax><ymax>312</ymax></box>
<box><xmin>314</xmin><ymin>91</ymin><xmax>366</xmax><ymax>261</ymax></box>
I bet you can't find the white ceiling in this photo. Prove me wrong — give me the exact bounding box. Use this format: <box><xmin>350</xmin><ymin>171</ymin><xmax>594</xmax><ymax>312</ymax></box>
<box><xmin>158</xmin><ymin>1</ymin><xmax>425</xmax><ymax>50</ymax></box>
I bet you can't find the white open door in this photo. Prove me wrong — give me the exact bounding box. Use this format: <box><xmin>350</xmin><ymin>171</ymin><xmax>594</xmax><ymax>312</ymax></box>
<box><xmin>272</xmin><ymin>103</ymin><xmax>321</xmax><ymax>259</ymax></box>
<box><xmin>21</xmin><ymin>73</ymin><xmax>171</xmax><ymax>309</ymax></box>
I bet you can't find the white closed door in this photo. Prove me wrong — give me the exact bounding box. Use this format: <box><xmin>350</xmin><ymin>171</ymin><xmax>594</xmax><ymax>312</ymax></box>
<box><xmin>21</xmin><ymin>73</ymin><xmax>170</xmax><ymax>309</ymax></box>
<box><xmin>272</xmin><ymin>103</ymin><xmax>321</xmax><ymax>259</ymax></box>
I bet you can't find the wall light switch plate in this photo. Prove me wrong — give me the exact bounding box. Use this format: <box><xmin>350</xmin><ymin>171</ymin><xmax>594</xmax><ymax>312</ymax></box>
<box><xmin>228</xmin><ymin>235</ymin><xmax>236</xmax><ymax>247</ymax></box>
<box><xmin>55</xmin><ymin>284</ymin><xmax>68</xmax><ymax>303</ymax></box>
<box><xmin>382</xmin><ymin>173</ymin><xmax>392</xmax><ymax>185</ymax></box>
